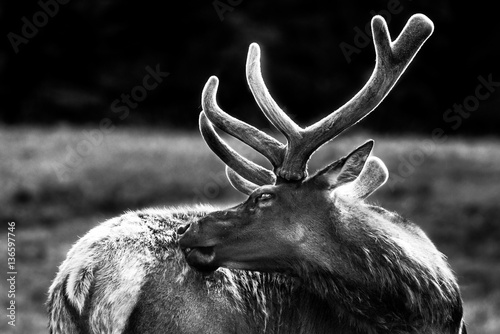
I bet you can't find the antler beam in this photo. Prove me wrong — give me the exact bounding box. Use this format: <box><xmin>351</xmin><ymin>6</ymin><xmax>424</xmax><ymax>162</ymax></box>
<box><xmin>225</xmin><ymin>166</ymin><xmax>258</xmax><ymax>195</ymax></box>
<box><xmin>201</xmin><ymin>77</ymin><xmax>285</xmax><ymax>168</ymax></box>
<box><xmin>280</xmin><ymin>14</ymin><xmax>434</xmax><ymax>180</ymax></box>
<box><xmin>200</xmin><ymin>14</ymin><xmax>434</xmax><ymax>192</ymax></box>
<box><xmin>199</xmin><ymin>112</ymin><xmax>276</xmax><ymax>186</ymax></box>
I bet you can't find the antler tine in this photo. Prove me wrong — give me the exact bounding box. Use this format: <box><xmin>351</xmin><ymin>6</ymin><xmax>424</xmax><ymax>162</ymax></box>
<box><xmin>246</xmin><ymin>43</ymin><xmax>304</xmax><ymax>143</ymax></box>
<box><xmin>202</xmin><ymin>76</ymin><xmax>285</xmax><ymax>168</ymax></box>
<box><xmin>277</xmin><ymin>14</ymin><xmax>434</xmax><ymax>181</ymax></box>
<box><xmin>200</xmin><ymin>14</ymin><xmax>433</xmax><ymax>189</ymax></box>
<box><xmin>225</xmin><ymin>166</ymin><xmax>258</xmax><ymax>195</ymax></box>
<box><xmin>199</xmin><ymin>112</ymin><xmax>276</xmax><ymax>186</ymax></box>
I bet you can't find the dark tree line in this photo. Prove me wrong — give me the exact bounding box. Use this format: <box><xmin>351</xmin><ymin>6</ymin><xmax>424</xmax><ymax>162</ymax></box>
<box><xmin>0</xmin><ymin>0</ymin><xmax>499</xmax><ymax>135</ymax></box>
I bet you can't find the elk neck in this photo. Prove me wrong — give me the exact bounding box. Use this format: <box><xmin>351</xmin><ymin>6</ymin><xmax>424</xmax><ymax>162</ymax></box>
<box><xmin>284</xmin><ymin>196</ymin><xmax>464</xmax><ymax>332</ymax></box>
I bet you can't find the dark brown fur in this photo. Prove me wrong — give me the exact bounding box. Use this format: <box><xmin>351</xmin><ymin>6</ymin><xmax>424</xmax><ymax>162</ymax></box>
<box><xmin>48</xmin><ymin>204</ymin><xmax>465</xmax><ymax>334</ymax></box>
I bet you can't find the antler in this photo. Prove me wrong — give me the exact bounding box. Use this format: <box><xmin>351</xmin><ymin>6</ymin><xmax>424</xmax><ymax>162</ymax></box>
<box><xmin>200</xmin><ymin>14</ymin><xmax>433</xmax><ymax>191</ymax></box>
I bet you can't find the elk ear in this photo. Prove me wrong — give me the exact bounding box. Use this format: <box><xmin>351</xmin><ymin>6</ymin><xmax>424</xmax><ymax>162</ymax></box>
<box><xmin>314</xmin><ymin>140</ymin><xmax>374</xmax><ymax>187</ymax></box>
<box><xmin>335</xmin><ymin>156</ymin><xmax>389</xmax><ymax>199</ymax></box>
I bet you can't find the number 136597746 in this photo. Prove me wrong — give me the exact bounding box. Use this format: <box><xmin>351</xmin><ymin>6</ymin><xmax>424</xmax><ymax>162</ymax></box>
<box><xmin>7</xmin><ymin>221</ymin><xmax>17</xmax><ymax>327</ymax></box>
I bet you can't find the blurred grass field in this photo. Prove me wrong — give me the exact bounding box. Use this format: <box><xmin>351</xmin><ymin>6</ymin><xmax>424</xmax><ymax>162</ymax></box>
<box><xmin>0</xmin><ymin>125</ymin><xmax>499</xmax><ymax>334</ymax></box>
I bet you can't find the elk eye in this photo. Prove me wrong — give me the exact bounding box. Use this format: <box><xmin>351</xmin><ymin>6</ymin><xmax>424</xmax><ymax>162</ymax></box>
<box><xmin>256</xmin><ymin>193</ymin><xmax>274</xmax><ymax>202</ymax></box>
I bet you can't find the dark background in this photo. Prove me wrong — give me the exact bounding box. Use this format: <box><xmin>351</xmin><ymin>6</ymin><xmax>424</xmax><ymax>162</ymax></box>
<box><xmin>1</xmin><ymin>0</ymin><xmax>499</xmax><ymax>134</ymax></box>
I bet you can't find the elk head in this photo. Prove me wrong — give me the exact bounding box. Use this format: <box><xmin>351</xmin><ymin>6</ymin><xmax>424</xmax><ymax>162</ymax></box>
<box><xmin>179</xmin><ymin>14</ymin><xmax>434</xmax><ymax>275</ymax></box>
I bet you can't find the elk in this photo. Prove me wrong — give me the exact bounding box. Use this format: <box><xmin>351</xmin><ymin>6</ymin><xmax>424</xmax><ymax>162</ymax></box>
<box><xmin>48</xmin><ymin>14</ymin><xmax>467</xmax><ymax>334</ymax></box>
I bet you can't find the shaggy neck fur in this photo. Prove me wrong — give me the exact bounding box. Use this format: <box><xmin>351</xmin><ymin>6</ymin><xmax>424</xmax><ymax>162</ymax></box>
<box><xmin>155</xmin><ymin>204</ymin><xmax>464</xmax><ymax>333</ymax></box>
<box><xmin>48</xmin><ymin>206</ymin><xmax>464</xmax><ymax>334</ymax></box>
<box><xmin>284</xmin><ymin>200</ymin><xmax>464</xmax><ymax>333</ymax></box>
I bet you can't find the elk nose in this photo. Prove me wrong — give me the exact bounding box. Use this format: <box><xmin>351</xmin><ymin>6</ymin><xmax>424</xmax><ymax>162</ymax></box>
<box><xmin>177</xmin><ymin>223</ymin><xmax>190</xmax><ymax>235</ymax></box>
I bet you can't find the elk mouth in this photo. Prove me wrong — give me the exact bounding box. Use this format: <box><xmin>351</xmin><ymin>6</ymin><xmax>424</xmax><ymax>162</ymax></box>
<box><xmin>182</xmin><ymin>246</ymin><xmax>218</xmax><ymax>273</ymax></box>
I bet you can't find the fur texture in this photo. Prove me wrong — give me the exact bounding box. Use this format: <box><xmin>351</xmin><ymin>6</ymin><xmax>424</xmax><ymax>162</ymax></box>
<box><xmin>48</xmin><ymin>202</ymin><xmax>465</xmax><ymax>334</ymax></box>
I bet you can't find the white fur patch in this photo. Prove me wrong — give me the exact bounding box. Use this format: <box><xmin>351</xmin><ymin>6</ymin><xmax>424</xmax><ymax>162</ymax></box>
<box><xmin>87</xmin><ymin>249</ymin><xmax>148</xmax><ymax>334</ymax></box>
<box><xmin>48</xmin><ymin>206</ymin><xmax>217</xmax><ymax>334</ymax></box>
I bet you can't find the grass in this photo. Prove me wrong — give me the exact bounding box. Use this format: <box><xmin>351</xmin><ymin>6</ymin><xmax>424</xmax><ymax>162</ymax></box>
<box><xmin>0</xmin><ymin>125</ymin><xmax>499</xmax><ymax>333</ymax></box>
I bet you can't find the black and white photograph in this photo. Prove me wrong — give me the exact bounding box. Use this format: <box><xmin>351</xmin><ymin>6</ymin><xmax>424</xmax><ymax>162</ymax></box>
<box><xmin>0</xmin><ymin>1</ymin><xmax>499</xmax><ymax>333</ymax></box>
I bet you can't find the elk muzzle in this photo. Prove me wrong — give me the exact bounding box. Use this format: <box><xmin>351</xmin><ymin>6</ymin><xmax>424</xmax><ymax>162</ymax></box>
<box><xmin>178</xmin><ymin>213</ymin><xmax>233</xmax><ymax>273</ymax></box>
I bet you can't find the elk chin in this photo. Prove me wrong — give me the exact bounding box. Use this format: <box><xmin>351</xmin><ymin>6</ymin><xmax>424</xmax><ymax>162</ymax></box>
<box><xmin>183</xmin><ymin>246</ymin><xmax>219</xmax><ymax>273</ymax></box>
